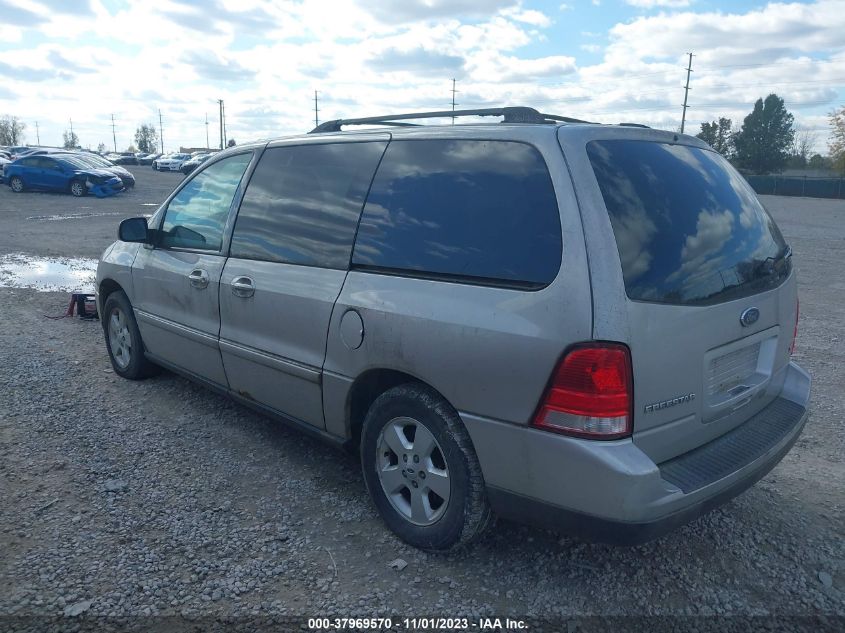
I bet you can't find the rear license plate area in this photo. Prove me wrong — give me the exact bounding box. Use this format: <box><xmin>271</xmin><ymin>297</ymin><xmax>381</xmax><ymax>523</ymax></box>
<box><xmin>703</xmin><ymin>327</ymin><xmax>779</xmax><ymax>411</ymax></box>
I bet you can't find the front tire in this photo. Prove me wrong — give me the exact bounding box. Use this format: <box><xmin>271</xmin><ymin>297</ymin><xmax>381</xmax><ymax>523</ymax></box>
<box><xmin>9</xmin><ymin>176</ymin><xmax>24</xmax><ymax>192</ymax></box>
<box><xmin>103</xmin><ymin>290</ymin><xmax>158</xmax><ymax>379</ymax></box>
<box><xmin>69</xmin><ymin>179</ymin><xmax>87</xmax><ymax>197</ymax></box>
<box><xmin>361</xmin><ymin>384</ymin><xmax>492</xmax><ymax>551</ymax></box>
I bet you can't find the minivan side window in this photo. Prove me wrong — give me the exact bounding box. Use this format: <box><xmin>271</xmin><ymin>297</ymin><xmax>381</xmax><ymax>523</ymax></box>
<box><xmin>352</xmin><ymin>139</ymin><xmax>562</xmax><ymax>288</ymax></box>
<box><xmin>229</xmin><ymin>142</ymin><xmax>387</xmax><ymax>269</ymax></box>
<box><xmin>159</xmin><ymin>152</ymin><xmax>252</xmax><ymax>251</ymax></box>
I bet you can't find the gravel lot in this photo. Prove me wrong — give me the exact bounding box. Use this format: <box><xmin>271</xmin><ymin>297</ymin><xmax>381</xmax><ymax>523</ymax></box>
<box><xmin>0</xmin><ymin>169</ymin><xmax>842</xmax><ymax>627</ymax></box>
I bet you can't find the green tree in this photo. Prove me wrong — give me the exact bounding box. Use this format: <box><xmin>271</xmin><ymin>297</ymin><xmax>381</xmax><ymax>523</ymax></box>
<box><xmin>696</xmin><ymin>117</ymin><xmax>733</xmax><ymax>158</ymax></box>
<box><xmin>97</xmin><ymin>142</ymin><xmax>106</xmax><ymax>153</ymax></box>
<box><xmin>808</xmin><ymin>154</ymin><xmax>830</xmax><ymax>170</ymax></box>
<box><xmin>63</xmin><ymin>129</ymin><xmax>79</xmax><ymax>149</ymax></box>
<box><xmin>134</xmin><ymin>123</ymin><xmax>159</xmax><ymax>153</ymax></box>
<box><xmin>829</xmin><ymin>105</ymin><xmax>845</xmax><ymax>174</ymax></box>
<box><xmin>733</xmin><ymin>94</ymin><xmax>795</xmax><ymax>174</ymax></box>
<box><xmin>0</xmin><ymin>115</ymin><xmax>26</xmax><ymax>145</ymax></box>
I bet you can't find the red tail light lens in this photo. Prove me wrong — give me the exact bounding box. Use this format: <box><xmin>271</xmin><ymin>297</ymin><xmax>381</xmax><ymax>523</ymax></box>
<box><xmin>532</xmin><ymin>343</ymin><xmax>633</xmax><ymax>439</ymax></box>
<box><xmin>790</xmin><ymin>299</ymin><xmax>799</xmax><ymax>355</ymax></box>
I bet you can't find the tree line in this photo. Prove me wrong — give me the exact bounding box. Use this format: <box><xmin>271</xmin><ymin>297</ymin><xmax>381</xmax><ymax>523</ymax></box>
<box><xmin>0</xmin><ymin>117</ymin><xmax>161</xmax><ymax>153</ymax></box>
<box><xmin>696</xmin><ymin>93</ymin><xmax>845</xmax><ymax>175</ymax></box>
<box><xmin>2</xmin><ymin>99</ymin><xmax>845</xmax><ymax>173</ymax></box>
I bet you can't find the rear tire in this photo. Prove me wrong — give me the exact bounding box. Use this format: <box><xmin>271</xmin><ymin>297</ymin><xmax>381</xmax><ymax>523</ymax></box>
<box><xmin>103</xmin><ymin>290</ymin><xmax>158</xmax><ymax>380</ymax></box>
<box><xmin>9</xmin><ymin>176</ymin><xmax>24</xmax><ymax>192</ymax></box>
<box><xmin>361</xmin><ymin>384</ymin><xmax>492</xmax><ymax>551</ymax></box>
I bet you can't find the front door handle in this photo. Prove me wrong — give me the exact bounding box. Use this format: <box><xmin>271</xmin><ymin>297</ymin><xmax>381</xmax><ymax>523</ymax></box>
<box><xmin>231</xmin><ymin>276</ymin><xmax>255</xmax><ymax>298</ymax></box>
<box><xmin>188</xmin><ymin>268</ymin><xmax>209</xmax><ymax>289</ymax></box>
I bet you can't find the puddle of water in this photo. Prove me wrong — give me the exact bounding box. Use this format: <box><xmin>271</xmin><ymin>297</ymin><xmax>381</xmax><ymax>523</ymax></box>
<box><xmin>0</xmin><ymin>253</ymin><xmax>97</xmax><ymax>292</ymax></box>
<box><xmin>27</xmin><ymin>212</ymin><xmax>122</xmax><ymax>221</ymax></box>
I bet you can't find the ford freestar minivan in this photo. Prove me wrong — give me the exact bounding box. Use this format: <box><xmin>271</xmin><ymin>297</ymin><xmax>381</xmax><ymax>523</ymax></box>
<box><xmin>97</xmin><ymin>107</ymin><xmax>810</xmax><ymax>551</ymax></box>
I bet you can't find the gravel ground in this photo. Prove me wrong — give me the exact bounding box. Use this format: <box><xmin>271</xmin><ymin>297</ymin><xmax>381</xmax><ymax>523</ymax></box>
<box><xmin>0</xmin><ymin>171</ymin><xmax>842</xmax><ymax>627</ymax></box>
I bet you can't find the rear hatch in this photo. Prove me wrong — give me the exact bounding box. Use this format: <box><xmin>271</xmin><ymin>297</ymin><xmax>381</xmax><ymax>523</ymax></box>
<box><xmin>560</xmin><ymin>128</ymin><xmax>797</xmax><ymax>463</ymax></box>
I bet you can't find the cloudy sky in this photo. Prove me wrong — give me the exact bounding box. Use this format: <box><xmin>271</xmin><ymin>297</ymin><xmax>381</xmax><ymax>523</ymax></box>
<box><xmin>0</xmin><ymin>0</ymin><xmax>843</xmax><ymax>153</ymax></box>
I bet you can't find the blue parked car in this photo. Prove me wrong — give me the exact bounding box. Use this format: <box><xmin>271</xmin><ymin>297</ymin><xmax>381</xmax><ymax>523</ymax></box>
<box><xmin>5</xmin><ymin>154</ymin><xmax>124</xmax><ymax>197</ymax></box>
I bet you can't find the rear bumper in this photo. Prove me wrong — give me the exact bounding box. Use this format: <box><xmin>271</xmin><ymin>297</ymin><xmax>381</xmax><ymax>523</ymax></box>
<box><xmin>463</xmin><ymin>361</ymin><xmax>810</xmax><ymax>544</ymax></box>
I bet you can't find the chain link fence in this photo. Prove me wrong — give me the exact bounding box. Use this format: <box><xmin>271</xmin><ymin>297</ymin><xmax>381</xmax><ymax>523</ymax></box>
<box><xmin>746</xmin><ymin>175</ymin><xmax>845</xmax><ymax>199</ymax></box>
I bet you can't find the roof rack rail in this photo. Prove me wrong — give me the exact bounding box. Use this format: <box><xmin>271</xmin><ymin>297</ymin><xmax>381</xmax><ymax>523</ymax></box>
<box><xmin>618</xmin><ymin>122</ymin><xmax>651</xmax><ymax>128</ymax></box>
<box><xmin>310</xmin><ymin>107</ymin><xmax>592</xmax><ymax>134</ymax></box>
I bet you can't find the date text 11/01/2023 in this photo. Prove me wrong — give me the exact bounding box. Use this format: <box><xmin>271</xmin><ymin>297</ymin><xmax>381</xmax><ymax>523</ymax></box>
<box><xmin>307</xmin><ymin>617</ymin><xmax>529</xmax><ymax>630</ymax></box>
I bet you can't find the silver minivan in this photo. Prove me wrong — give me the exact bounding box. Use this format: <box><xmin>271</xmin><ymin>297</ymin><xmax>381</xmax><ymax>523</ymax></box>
<box><xmin>97</xmin><ymin>107</ymin><xmax>810</xmax><ymax>551</ymax></box>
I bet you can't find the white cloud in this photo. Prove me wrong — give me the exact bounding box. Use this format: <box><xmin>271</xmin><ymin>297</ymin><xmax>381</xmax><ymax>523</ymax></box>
<box><xmin>502</xmin><ymin>7</ymin><xmax>552</xmax><ymax>27</ymax></box>
<box><xmin>0</xmin><ymin>0</ymin><xmax>842</xmax><ymax>151</ymax></box>
<box><xmin>626</xmin><ymin>0</ymin><xmax>691</xmax><ymax>8</ymax></box>
<box><xmin>354</xmin><ymin>0</ymin><xmax>518</xmax><ymax>24</ymax></box>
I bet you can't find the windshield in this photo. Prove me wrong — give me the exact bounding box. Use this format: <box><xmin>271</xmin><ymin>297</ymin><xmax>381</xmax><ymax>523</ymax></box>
<box><xmin>587</xmin><ymin>140</ymin><xmax>791</xmax><ymax>306</ymax></box>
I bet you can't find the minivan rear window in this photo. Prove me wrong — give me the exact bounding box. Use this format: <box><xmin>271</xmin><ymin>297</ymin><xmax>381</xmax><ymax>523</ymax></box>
<box><xmin>352</xmin><ymin>139</ymin><xmax>562</xmax><ymax>288</ymax></box>
<box><xmin>587</xmin><ymin>140</ymin><xmax>790</xmax><ymax>306</ymax></box>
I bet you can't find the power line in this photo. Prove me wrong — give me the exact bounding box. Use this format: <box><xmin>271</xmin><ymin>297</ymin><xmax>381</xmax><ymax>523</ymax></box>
<box><xmin>699</xmin><ymin>56</ymin><xmax>845</xmax><ymax>71</ymax></box>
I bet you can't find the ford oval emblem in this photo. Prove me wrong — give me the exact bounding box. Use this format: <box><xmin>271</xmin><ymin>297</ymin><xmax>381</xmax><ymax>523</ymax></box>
<box><xmin>740</xmin><ymin>307</ymin><xmax>760</xmax><ymax>327</ymax></box>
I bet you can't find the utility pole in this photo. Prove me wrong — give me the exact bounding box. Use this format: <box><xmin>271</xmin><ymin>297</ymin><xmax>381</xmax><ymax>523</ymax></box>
<box><xmin>314</xmin><ymin>90</ymin><xmax>319</xmax><ymax>128</ymax></box>
<box><xmin>680</xmin><ymin>52</ymin><xmax>694</xmax><ymax>134</ymax></box>
<box><xmin>205</xmin><ymin>112</ymin><xmax>209</xmax><ymax>149</ymax></box>
<box><xmin>218</xmin><ymin>99</ymin><xmax>224</xmax><ymax>149</ymax></box>
<box><xmin>158</xmin><ymin>109</ymin><xmax>165</xmax><ymax>153</ymax></box>
<box><xmin>451</xmin><ymin>78</ymin><xmax>459</xmax><ymax>125</ymax></box>
<box><xmin>222</xmin><ymin>101</ymin><xmax>227</xmax><ymax>147</ymax></box>
<box><xmin>111</xmin><ymin>114</ymin><xmax>117</xmax><ymax>152</ymax></box>
<box><xmin>35</xmin><ymin>121</ymin><xmax>40</xmax><ymax>145</ymax></box>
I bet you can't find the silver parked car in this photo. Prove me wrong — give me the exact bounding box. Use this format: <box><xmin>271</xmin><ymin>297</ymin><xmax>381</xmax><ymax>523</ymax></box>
<box><xmin>153</xmin><ymin>153</ymin><xmax>191</xmax><ymax>171</ymax></box>
<box><xmin>97</xmin><ymin>107</ymin><xmax>810</xmax><ymax>551</ymax></box>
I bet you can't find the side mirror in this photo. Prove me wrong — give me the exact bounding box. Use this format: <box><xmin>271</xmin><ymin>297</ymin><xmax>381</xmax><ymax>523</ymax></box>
<box><xmin>118</xmin><ymin>217</ymin><xmax>149</xmax><ymax>243</ymax></box>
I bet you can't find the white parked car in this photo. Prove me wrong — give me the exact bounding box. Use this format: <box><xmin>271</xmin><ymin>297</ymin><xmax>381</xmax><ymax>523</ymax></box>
<box><xmin>153</xmin><ymin>153</ymin><xmax>191</xmax><ymax>171</ymax></box>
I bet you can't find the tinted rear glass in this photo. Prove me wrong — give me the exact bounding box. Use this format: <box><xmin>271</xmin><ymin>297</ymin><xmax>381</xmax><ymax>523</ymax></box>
<box><xmin>352</xmin><ymin>139</ymin><xmax>561</xmax><ymax>288</ymax></box>
<box><xmin>230</xmin><ymin>142</ymin><xmax>386</xmax><ymax>269</ymax></box>
<box><xmin>587</xmin><ymin>140</ymin><xmax>790</xmax><ymax>306</ymax></box>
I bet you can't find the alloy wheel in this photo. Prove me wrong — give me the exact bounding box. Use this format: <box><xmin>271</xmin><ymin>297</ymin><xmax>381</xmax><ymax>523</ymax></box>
<box><xmin>376</xmin><ymin>416</ymin><xmax>451</xmax><ymax>526</ymax></box>
<box><xmin>108</xmin><ymin>307</ymin><xmax>132</xmax><ymax>370</ymax></box>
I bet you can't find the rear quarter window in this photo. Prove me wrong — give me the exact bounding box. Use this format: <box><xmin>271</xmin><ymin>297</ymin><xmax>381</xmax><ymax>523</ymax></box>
<box><xmin>587</xmin><ymin>140</ymin><xmax>790</xmax><ymax>306</ymax></box>
<box><xmin>352</xmin><ymin>139</ymin><xmax>562</xmax><ymax>288</ymax></box>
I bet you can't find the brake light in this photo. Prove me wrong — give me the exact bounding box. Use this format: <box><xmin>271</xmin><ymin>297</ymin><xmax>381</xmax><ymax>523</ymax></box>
<box><xmin>790</xmin><ymin>299</ymin><xmax>799</xmax><ymax>355</ymax></box>
<box><xmin>532</xmin><ymin>343</ymin><xmax>633</xmax><ymax>439</ymax></box>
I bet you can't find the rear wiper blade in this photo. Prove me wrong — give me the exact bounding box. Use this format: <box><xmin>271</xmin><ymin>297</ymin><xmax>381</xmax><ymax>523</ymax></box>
<box><xmin>758</xmin><ymin>245</ymin><xmax>792</xmax><ymax>275</ymax></box>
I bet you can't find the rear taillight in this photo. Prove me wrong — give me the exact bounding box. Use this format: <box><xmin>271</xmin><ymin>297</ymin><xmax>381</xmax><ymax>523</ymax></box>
<box><xmin>790</xmin><ymin>299</ymin><xmax>799</xmax><ymax>355</ymax></box>
<box><xmin>532</xmin><ymin>343</ymin><xmax>633</xmax><ymax>440</ymax></box>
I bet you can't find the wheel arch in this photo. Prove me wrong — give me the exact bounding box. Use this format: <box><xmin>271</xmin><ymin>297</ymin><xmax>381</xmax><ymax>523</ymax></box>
<box><xmin>98</xmin><ymin>278</ymin><xmax>125</xmax><ymax>315</ymax></box>
<box><xmin>345</xmin><ymin>368</ymin><xmax>464</xmax><ymax>451</ymax></box>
